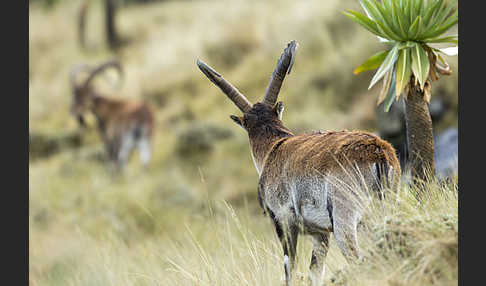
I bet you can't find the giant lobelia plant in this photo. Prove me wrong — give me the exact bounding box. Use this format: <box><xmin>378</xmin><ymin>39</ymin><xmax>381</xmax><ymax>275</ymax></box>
<box><xmin>345</xmin><ymin>0</ymin><xmax>458</xmax><ymax>183</ymax></box>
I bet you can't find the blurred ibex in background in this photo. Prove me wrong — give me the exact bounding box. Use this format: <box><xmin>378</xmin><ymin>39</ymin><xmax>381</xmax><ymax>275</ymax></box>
<box><xmin>70</xmin><ymin>60</ymin><xmax>154</xmax><ymax>170</ymax></box>
<box><xmin>198</xmin><ymin>41</ymin><xmax>401</xmax><ymax>286</ymax></box>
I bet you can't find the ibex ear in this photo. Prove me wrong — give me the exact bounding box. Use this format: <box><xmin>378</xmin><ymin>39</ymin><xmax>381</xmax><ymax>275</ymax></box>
<box><xmin>230</xmin><ymin>115</ymin><xmax>244</xmax><ymax>128</ymax></box>
<box><xmin>274</xmin><ymin>101</ymin><xmax>284</xmax><ymax>120</ymax></box>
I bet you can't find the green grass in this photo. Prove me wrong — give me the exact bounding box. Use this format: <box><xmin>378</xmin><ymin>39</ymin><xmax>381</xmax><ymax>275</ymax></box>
<box><xmin>29</xmin><ymin>0</ymin><xmax>458</xmax><ymax>285</ymax></box>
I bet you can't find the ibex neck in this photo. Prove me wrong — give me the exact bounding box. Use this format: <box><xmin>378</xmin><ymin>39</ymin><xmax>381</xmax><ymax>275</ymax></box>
<box><xmin>248</xmin><ymin>125</ymin><xmax>293</xmax><ymax>176</ymax></box>
<box><xmin>90</xmin><ymin>95</ymin><xmax>123</xmax><ymax>127</ymax></box>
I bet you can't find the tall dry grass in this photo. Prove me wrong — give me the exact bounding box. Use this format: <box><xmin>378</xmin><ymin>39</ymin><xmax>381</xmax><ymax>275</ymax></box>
<box><xmin>30</xmin><ymin>176</ymin><xmax>457</xmax><ymax>286</ymax></box>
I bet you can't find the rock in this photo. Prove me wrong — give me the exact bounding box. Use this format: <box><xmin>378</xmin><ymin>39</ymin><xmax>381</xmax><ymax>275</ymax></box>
<box><xmin>175</xmin><ymin>123</ymin><xmax>233</xmax><ymax>159</ymax></box>
<box><xmin>434</xmin><ymin>127</ymin><xmax>458</xmax><ymax>180</ymax></box>
<box><xmin>29</xmin><ymin>131</ymin><xmax>83</xmax><ymax>161</ymax></box>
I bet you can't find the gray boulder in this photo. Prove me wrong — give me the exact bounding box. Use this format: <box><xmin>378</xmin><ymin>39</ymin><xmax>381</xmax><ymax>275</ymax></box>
<box><xmin>434</xmin><ymin>127</ymin><xmax>458</xmax><ymax>180</ymax></box>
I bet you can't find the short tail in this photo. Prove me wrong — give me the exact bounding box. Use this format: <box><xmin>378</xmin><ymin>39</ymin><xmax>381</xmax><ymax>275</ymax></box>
<box><xmin>375</xmin><ymin>154</ymin><xmax>401</xmax><ymax>192</ymax></box>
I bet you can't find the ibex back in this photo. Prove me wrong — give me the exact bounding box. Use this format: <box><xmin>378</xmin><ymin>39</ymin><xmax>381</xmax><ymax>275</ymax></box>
<box><xmin>70</xmin><ymin>60</ymin><xmax>154</xmax><ymax>170</ymax></box>
<box><xmin>197</xmin><ymin>41</ymin><xmax>401</xmax><ymax>286</ymax></box>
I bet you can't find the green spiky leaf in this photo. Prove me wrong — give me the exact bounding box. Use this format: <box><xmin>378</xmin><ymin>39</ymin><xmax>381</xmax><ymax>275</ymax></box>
<box><xmin>348</xmin><ymin>0</ymin><xmax>458</xmax><ymax>43</ymax></box>
<box><xmin>377</xmin><ymin>69</ymin><xmax>393</xmax><ymax>106</ymax></box>
<box><xmin>422</xmin><ymin>10</ymin><xmax>458</xmax><ymax>40</ymax></box>
<box><xmin>395</xmin><ymin>47</ymin><xmax>412</xmax><ymax>96</ymax></box>
<box><xmin>432</xmin><ymin>0</ymin><xmax>455</xmax><ymax>28</ymax></box>
<box><xmin>383</xmin><ymin>67</ymin><xmax>397</xmax><ymax>112</ymax></box>
<box><xmin>414</xmin><ymin>0</ymin><xmax>424</xmax><ymax>18</ymax></box>
<box><xmin>410</xmin><ymin>0</ymin><xmax>419</xmax><ymax>25</ymax></box>
<box><xmin>427</xmin><ymin>35</ymin><xmax>458</xmax><ymax>44</ymax></box>
<box><xmin>424</xmin><ymin>0</ymin><xmax>450</xmax><ymax>33</ymax></box>
<box><xmin>382</xmin><ymin>0</ymin><xmax>393</xmax><ymax>13</ymax></box>
<box><xmin>410</xmin><ymin>43</ymin><xmax>430</xmax><ymax>89</ymax></box>
<box><xmin>403</xmin><ymin>41</ymin><xmax>416</xmax><ymax>49</ymax></box>
<box><xmin>408</xmin><ymin>16</ymin><xmax>422</xmax><ymax>38</ymax></box>
<box><xmin>375</xmin><ymin>19</ymin><xmax>402</xmax><ymax>41</ymax></box>
<box><xmin>343</xmin><ymin>10</ymin><xmax>385</xmax><ymax>37</ymax></box>
<box><xmin>360</xmin><ymin>0</ymin><xmax>402</xmax><ymax>40</ymax></box>
<box><xmin>407</xmin><ymin>0</ymin><xmax>414</xmax><ymax>25</ymax></box>
<box><xmin>369</xmin><ymin>44</ymin><xmax>399</xmax><ymax>90</ymax></box>
<box><xmin>359</xmin><ymin>0</ymin><xmax>382</xmax><ymax>21</ymax></box>
<box><xmin>354</xmin><ymin>49</ymin><xmax>390</xmax><ymax>74</ymax></box>
<box><xmin>422</xmin><ymin>0</ymin><xmax>443</xmax><ymax>29</ymax></box>
<box><xmin>373</xmin><ymin>0</ymin><xmax>403</xmax><ymax>38</ymax></box>
<box><xmin>394</xmin><ymin>1</ymin><xmax>410</xmax><ymax>38</ymax></box>
<box><xmin>348</xmin><ymin>0</ymin><xmax>458</xmax><ymax>103</ymax></box>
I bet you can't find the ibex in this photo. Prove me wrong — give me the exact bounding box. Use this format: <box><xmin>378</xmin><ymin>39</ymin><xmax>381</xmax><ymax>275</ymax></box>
<box><xmin>197</xmin><ymin>41</ymin><xmax>401</xmax><ymax>285</ymax></box>
<box><xmin>70</xmin><ymin>60</ymin><xmax>154</xmax><ymax>169</ymax></box>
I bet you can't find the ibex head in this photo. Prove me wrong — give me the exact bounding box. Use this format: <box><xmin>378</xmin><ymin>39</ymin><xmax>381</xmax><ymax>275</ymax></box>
<box><xmin>69</xmin><ymin>60</ymin><xmax>123</xmax><ymax>126</ymax></box>
<box><xmin>197</xmin><ymin>41</ymin><xmax>297</xmax><ymax>135</ymax></box>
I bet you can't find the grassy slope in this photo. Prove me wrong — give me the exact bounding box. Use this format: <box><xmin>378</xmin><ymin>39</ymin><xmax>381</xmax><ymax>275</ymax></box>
<box><xmin>29</xmin><ymin>0</ymin><xmax>458</xmax><ymax>285</ymax></box>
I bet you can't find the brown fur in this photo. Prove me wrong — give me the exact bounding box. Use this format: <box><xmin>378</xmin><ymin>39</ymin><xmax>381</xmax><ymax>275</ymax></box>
<box><xmin>240</xmin><ymin>103</ymin><xmax>400</xmax><ymax>179</ymax></box>
<box><xmin>271</xmin><ymin>130</ymin><xmax>401</xmax><ymax>177</ymax></box>
<box><xmin>71</xmin><ymin>63</ymin><xmax>154</xmax><ymax>169</ymax></box>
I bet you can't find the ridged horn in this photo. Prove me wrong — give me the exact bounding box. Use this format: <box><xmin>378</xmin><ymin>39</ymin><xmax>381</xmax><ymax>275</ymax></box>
<box><xmin>197</xmin><ymin>59</ymin><xmax>253</xmax><ymax>113</ymax></box>
<box><xmin>70</xmin><ymin>64</ymin><xmax>93</xmax><ymax>88</ymax></box>
<box><xmin>262</xmin><ymin>40</ymin><xmax>298</xmax><ymax>106</ymax></box>
<box><xmin>82</xmin><ymin>60</ymin><xmax>123</xmax><ymax>89</ymax></box>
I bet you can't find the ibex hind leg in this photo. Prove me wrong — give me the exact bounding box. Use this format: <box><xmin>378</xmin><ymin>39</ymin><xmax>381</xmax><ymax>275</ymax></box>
<box><xmin>282</xmin><ymin>225</ymin><xmax>299</xmax><ymax>286</ymax></box>
<box><xmin>269</xmin><ymin>210</ymin><xmax>299</xmax><ymax>286</ymax></box>
<box><xmin>117</xmin><ymin>133</ymin><xmax>136</xmax><ymax>169</ymax></box>
<box><xmin>332</xmin><ymin>208</ymin><xmax>361</xmax><ymax>262</ymax></box>
<box><xmin>308</xmin><ymin>232</ymin><xmax>331</xmax><ymax>286</ymax></box>
<box><xmin>133</xmin><ymin>125</ymin><xmax>151</xmax><ymax>168</ymax></box>
<box><xmin>106</xmin><ymin>138</ymin><xmax>119</xmax><ymax>163</ymax></box>
<box><xmin>137</xmin><ymin>136</ymin><xmax>151</xmax><ymax>168</ymax></box>
<box><xmin>105</xmin><ymin>138</ymin><xmax>123</xmax><ymax>174</ymax></box>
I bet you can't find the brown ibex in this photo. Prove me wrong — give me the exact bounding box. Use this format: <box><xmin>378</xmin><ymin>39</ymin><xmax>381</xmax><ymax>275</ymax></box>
<box><xmin>70</xmin><ymin>60</ymin><xmax>154</xmax><ymax>169</ymax></box>
<box><xmin>197</xmin><ymin>41</ymin><xmax>401</xmax><ymax>285</ymax></box>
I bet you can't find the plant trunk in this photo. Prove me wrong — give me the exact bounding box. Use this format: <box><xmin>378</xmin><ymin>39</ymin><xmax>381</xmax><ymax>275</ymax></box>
<box><xmin>404</xmin><ymin>83</ymin><xmax>435</xmax><ymax>183</ymax></box>
<box><xmin>78</xmin><ymin>2</ymin><xmax>89</xmax><ymax>50</ymax></box>
<box><xmin>105</xmin><ymin>0</ymin><xmax>118</xmax><ymax>50</ymax></box>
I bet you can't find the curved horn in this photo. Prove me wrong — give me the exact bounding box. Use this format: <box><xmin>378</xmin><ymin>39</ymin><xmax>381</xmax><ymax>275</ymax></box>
<box><xmin>82</xmin><ymin>60</ymin><xmax>123</xmax><ymax>89</ymax></box>
<box><xmin>263</xmin><ymin>40</ymin><xmax>298</xmax><ymax>106</ymax></box>
<box><xmin>197</xmin><ymin>59</ymin><xmax>253</xmax><ymax>113</ymax></box>
<box><xmin>70</xmin><ymin>64</ymin><xmax>93</xmax><ymax>88</ymax></box>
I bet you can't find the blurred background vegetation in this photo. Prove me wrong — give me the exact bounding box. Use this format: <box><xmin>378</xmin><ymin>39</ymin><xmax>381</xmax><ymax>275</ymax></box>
<box><xmin>29</xmin><ymin>0</ymin><xmax>458</xmax><ymax>285</ymax></box>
